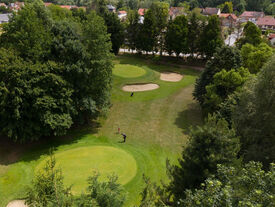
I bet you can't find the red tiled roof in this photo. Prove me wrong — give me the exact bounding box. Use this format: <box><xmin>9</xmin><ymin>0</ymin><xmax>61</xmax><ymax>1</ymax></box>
<box><xmin>118</xmin><ymin>10</ymin><xmax>127</xmax><ymax>14</ymax></box>
<box><xmin>269</xmin><ymin>33</ymin><xmax>275</xmax><ymax>39</ymax></box>
<box><xmin>138</xmin><ymin>8</ymin><xmax>146</xmax><ymax>16</ymax></box>
<box><xmin>59</xmin><ymin>5</ymin><xmax>72</xmax><ymax>9</ymax></box>
<box><xmin>44</xmin><ymin>2</ymin><xmax>52</xmax><ymax>6</ymax></box>
<box><xmin>169</xmin><ymin>7</ymin><xmax>185</xmax><ymax>16</ymax></box>
<box><xmin>240</xmin><ymin>11</ymin><xmax>264</xmax><ymax>18</ymax></box>
<box><xmin>219</xmin><ymin>13</ymin><xmax>237</xmax><ymax>20</ymax></box>
<box><xmin>256</xmin><ymin>16</ymin><xmax>275</xmax><ymax>26</ymax></box>
<box><xmin>202</xmin><ymin>7</ymin><xmax>220</xmax><ymax>15</ymax></box>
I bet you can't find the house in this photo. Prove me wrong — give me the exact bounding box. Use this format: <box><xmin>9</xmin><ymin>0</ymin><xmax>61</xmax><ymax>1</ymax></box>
<box><xmin>118</xmin><ymin>10</ymin><xmax>127</xmax><ymax>20</ymax></box>
<box><xmin>202</xmin><ymin>7</ymin><xmax>221</xmax><ymax>16</ymax></box>
<box><xmin>107</xmin><ymin>4</ymin><xmax>115</xmax><ymax>13</ymax></box>
<box><xmin>59</xmin><ymin>5</ymin><xmax>73</xmax><ymax>10</ymax></box>
<box><xmin>0</xmin><ymin>13</ymin><xmax>11</xmax><ymax>24</ymax></box>
<box><xmin>268</xmin><ymin>33</ymin><xmax>275</xmax><ymax>45</ymax></box>
<box><xmin>138</xmin><ymin>8</ymin><xmax>147</xmax><ymax>16</ymax></box>
<box><xmin>219</xmin><ymin>13</ymin><xmax>237</xmax><ymax>27</ymax></box>
<box><xmin>239</xmin><ymin>11</ymin><xmax>264</xmax><ymax>24</ymax></box>
<box><xmin>256</xmin><ymin>16</ymin><xmax>275</xmax><ymax>31</ymax></box>
<box><xmin>169</xmin><ymin>7</ymin><xmax>186</xmax><ymax>20</ymax></box>
<box><xmin>44</xmin><ymin>2</ymin><xmax>52</xmax><ymax>7</ymax></box>
<box><xmin>0</xmin><ymin>3</ymin><xmax>7</xmax><ymax>8</ymax></box>
<box><xmin>9</xmin><ymin>2</ymin><xmax>24</xmax><ymax>12</ymax></box>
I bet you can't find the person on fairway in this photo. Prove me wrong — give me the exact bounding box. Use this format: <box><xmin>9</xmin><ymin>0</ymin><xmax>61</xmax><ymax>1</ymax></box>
<box><xmin>122</xmin><ymin>133</ymin><xmax>127</xmax><ymax>143</ymax></box>
<box><xmin>130</xmin><ymin>92</ymin><xmax>134</xmax><ymax>97</ymax></box>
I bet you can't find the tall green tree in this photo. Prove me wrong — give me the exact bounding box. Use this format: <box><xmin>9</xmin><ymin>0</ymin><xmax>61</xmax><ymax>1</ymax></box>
<box><xmin>181</xmin><ymin>162</ymin><xmax>275</xmax><ymax>207</ymax></box>
<box><xmin>103</xmin><ymin>12</ymin><xmax>125</xmax><ymax>55</ymax></box>
<box><xmin>0</xmin><ymin>0</ymin><xmax>52</xmax><ymax>61</ymax></box>
<box><xmin>241</xmin><ymin>43</ymin><xmax>274</xmax><ymax>74</ymax></box>
<box><xmin>168</xmin><ymin>115</ymin><xmax>240</xmax><ymax>203</ymax></box>
<box><xmin>237</xmin><ymin>21</ymin><xmax>262</xmax><ymax>48</ymax></box>
<box><xmin>233</xmin><ymin>55</ymin><xmax>275</xmax><ymax>168</ymax></box>
<box><xmin>187</xmin><ymin>11</ymin><xmax>202</xmax><ymax>58</ymax></box>
<box><xmin>199</xmin><ymin>15</ymin><xmax>223</xmax><ymax>59</ymax></box>
<box><xmin>0</xmin><ymin>49</ymin><xmax>74</xmax><ymax>141</ymax></box>
<box><xmin>165</xmin><ymin>15</ymin><xmax>188</xmax><ymax>57</ymax></box>
<box><xmin>220</xmin><ymin>1</ymin><xmax>233</xmax><ymax>13</ymax></box>
<box><xmin>193</xmin><ymin>46</ymin><xmax>242</xmax><ymax>107</ymax></box>
<box><xmin>126</xmin><ymin>10</ymin><xmax>140</xmax><ymax>51</ymax></box>
<box><xmin>204</xmin><ymin>67</ymin><xmax>251</xmax><ymax>113</ymax></box>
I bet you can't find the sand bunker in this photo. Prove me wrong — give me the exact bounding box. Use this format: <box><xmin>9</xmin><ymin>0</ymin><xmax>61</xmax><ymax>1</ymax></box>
<box><xmin>6</xmin><ymin>200</ymin><xmax>27</xmax><ymax>207</ymax></box>
<box><xmin>160</xmin><ymin>72</ymin><xmax>183</xmax><ymax>82</ymax></box>
<box><xmin>122</xmin><ymin>83</ymin><xmax>159</xmax><ymax>92</ymax></box>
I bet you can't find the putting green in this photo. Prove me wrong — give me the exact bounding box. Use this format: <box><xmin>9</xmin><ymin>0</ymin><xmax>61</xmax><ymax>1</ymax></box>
<box><xmin>113</xmin><ymin>64</ymin><xmax>146</xmax><ymax>78</ymax></box>
<box><xmin>36</xmin><ymin>146</ymin><xmax>137</xmax><ymax>194</ymax></box>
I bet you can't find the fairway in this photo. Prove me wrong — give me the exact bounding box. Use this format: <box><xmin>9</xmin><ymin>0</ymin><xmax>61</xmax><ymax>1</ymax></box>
<box><xmin>36</xmin><ymin>146</ymin><xmax>137</xmax><ymax>193</ymax></box>
<box><xmin>0</xmin><ymin>55</ymin><xmax>202</xmax><ymax>207</ymax></box>
<box><xmin>113</xmin><ymin>64</ymin><xmax>146</xmax><ymax>78</ymax></box>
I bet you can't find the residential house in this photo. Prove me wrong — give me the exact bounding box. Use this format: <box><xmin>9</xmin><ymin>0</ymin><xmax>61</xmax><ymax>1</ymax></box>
<box><xmin>268</xmin><ymin>33</ymin><xmax>275</xmax><ymax>45</ymax></box>
<box><xmin>256</xmin><ymin>16</ymin><xmax>275</xmax><ymax>31</ymax></box>
<box><xmin>239</xmin><ymin>11</ymin><xmax>264</xmax><ymax>24</ymax></box>
<box><xmin>9</xmin><ymin>2</ymin><xmax>24</xmax><ymax>12</ymax></box>
<box><xmin>107</xmin><ymin>4</ymin><xmax>115</xmax><ymax>13</ymax></box>
<box><xmin>0</xmin><ymin>13</ymin><xmax>11</xmax><ymax>23</ymax></box>
<box><xmin>169</xmin><ymin>7</ymin><xmax>186</xmax><ymax>20</ymax></box>
<box><xmin>0</xmin><ymin>3</ymin><xmax>7</xmax><ymax>8</ymax></box>
<box><xmin>201</xmin><ymin>7</ymin><xmax>221</xmax><ymax>16</ymax></box>
<box><xmin>219</xmin><ymin>13</ymin><xmax>237</xmax><ymax>27</ymax></box>
<box><xmin>59</xmin><ymin>5</ymin><xmax>74</xmax><ymax>10</ymax></box>
<box><xmin>138</xmin><ymin>8</ymin><xmax>147</xmax><ymax>24</ymax></box>
<box><xmin>44</xmin><ymin>2</ymin><xmax>52</xmax><ymax>7</ymax></box>
<box><xmin>118</xmin><ymin>10</ymin><xmax>127</xmax><ymax>20</ymax></box>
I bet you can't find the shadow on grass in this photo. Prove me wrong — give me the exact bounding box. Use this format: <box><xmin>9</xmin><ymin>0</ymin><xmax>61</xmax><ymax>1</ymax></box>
<box><xmin>174</xmin><ymin>103</ymin><xmax>203</xmax><ymax>135</ymax></box>
<box><xmin>0</xmin><ymin>121</ymin><xmax>101</xmax><ymax>165</ymax></box>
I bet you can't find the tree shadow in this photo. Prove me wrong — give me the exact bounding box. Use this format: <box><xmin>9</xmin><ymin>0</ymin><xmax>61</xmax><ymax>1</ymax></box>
<box><xmin>0</xmin><ymin>120</ymin><xmax>101</xmax><ymax>165</ymax></box>
<box><xmin>174</xmin><ymin>103</ymin><xmax>203</xmax><ymax>135</ymax></box>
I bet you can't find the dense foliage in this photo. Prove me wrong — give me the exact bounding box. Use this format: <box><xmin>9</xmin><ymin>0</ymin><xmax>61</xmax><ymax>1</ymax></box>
<box><xmin>181</xmin><ymin>162</ymin><xmax>275</xmax><ymax>207</ymax></box>
<box><xmin>168</xmin><ymin>115</ymin><xmax>240</xmax><ymax>203</ymax></box>
<box><xmin>0</xmin><ymin>1</ymin><xmax>113</xmax><ymax>141</ymax></box>
<box><xmin>193</xmin><ymin>46</ymin><xmax>242</xmax><ymax>107</ymax></box>
<box><xmin>26</xmin><ymin>153</ymin><xmax>125</xmax><ymax>207</ymax></box>
<box><xmin>233</xmin><ymin>56</ymin><xmax>275</xmax><ymax>168</ymax></box>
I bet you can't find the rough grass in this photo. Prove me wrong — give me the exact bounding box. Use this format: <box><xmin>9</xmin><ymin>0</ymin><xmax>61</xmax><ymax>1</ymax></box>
<box><xmin>0</xmin><ymin>55</ymin><xmax>202</xmax><ymax>207</ymax></box>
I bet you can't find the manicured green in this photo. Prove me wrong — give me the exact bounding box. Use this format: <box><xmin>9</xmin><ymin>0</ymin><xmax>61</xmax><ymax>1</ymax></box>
<box><xmin>0</xmin><ymin>55</ymin><xmax>202</xmax><ymax>207</ymax></box>
<box><xmin>36</xmin><ymin>146</ymin><xmax>137</xmax><ymax>193</ymax></box>
<box><xmin>113</xmin><ymin>64</ymin><xmax>147</xmax><ymax>78</ymax></box>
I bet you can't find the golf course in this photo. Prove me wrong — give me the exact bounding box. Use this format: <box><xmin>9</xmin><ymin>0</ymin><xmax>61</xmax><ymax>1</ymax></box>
<box><xmin>0</xmin><ymin>55</ymin><xmax>202</xmax><ymax>207</ymax></box>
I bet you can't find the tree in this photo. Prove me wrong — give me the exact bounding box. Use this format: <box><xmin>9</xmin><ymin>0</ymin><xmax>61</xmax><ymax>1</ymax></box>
<box><xmin>0</xmin><ymin>0</ymin><xmax>52</xmax><ymax>61</ymax></box>
<box><xmin>204</xmin><ymin>67</ymin><xmax>251</xmax><ymax>113</ymax></box>
<box><xmin>233</xmin><ymin>55</ymin><xmax>275</xmax><ymax>168</ymax></box>
<box><xmin>241</xmin><ymin>43</ymin><xmax>274</xmax><ymax>74</ymax></box>
<box><xmin>26</xmin><ymin>152</ymin><xmax>126</xmax><ymax>207</ymax></box>
<box><xmin>220</xmin><ymin>1</ymin><xmax>233</xmax><ymax>13</ymax></box>
<box><xmin>103</xmin><ymin>12</ymin><xmax>125</xmax><ymax>55</ymax></box>
<box><xmin>187</xmin><ymin>11</ymin><xmax>202</xmax><ymax>58</ymax></box>
<box><xmin>246</xmin><ymin>0</ymin><xmax>266</xmax><ymax>11</ymax></box>
<box><xmin>199</xmin><ymin>15</ymin><xmax>223</xmax><ymax>59</ymax></box>
<box><xmin>193</xmin><ymin>46</ymin><xmax>242</xmax><ymax>106</ymax></box>
<box><xmin>168</xmin><ymin>115</ymin><xmax>240</xmax><ymax>203</ymax></box>
<box><xmin>125</xmin><ymin>10</ymin><xmax>140</xmax><ymax>51</ymax></box>
<box><xmin>237</xmin><ymin>21</ymin><xmax>262</xmax><ymax>48</ymax></box>
<box><xmin>0</xmin><ymin>49</ymin><xmax>74</xmax><ymax>141</ymax></box>
<box><xmin>165</xmin><ymin>15</ymin><xmax>188</xmax><ymax>57</ymax></box>
<box><xmin>181</xmin><ymin>162</ymin><xmax>275</xmax><ymax>207</ymax></box>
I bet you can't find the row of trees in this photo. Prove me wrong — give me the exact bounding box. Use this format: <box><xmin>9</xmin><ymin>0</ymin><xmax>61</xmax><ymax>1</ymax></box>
<box><xmin>125</xmin><ymin>2</ymin><xmax>223</xmax><ymax>59</ymax></box>
<box><xmin>0</xmin><ymin>1</ymin><xmax>113</xmax><ymax>141</ymax></box>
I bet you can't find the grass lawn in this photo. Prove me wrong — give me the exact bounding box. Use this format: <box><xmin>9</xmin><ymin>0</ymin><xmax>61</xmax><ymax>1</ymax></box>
<box><xmin>0</xmin><ymin>55</ymin><xmax>202</xmax><ymax>207</ymax></box>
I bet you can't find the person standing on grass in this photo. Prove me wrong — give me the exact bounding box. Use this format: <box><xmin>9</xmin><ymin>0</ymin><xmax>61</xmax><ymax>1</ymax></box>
<box><xmin>122</xmin><ymin>133</ymin><xmax>127</xmax><ymax>143</ymax></box>
<box><xmin>131</xmin><ymin>92</ymin><xmax>134</xmax><ymax>97</ymax></box>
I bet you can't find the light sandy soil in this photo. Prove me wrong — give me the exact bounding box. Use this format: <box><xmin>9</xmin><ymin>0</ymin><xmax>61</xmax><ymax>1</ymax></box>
<box><xmin>6</xmin><ymin>200</ymin><xmax>27</xmax><ymax>207</ymax></box>
<box><xmin>122</xmin><ymin>83</ymin><xmax>159</xmax><ymax>92</ymax></box>
<box><xmin>160</xmin><ymin>72</ymin><xmax>183</xmax><ymax>82</ymax></box>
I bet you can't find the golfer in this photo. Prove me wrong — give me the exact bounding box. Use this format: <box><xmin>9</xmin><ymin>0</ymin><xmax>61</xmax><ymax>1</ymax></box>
<box><xmin>122</xmin><ymin>133</ymin><xmax>127</xmax><ymax>143</ymax></box>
